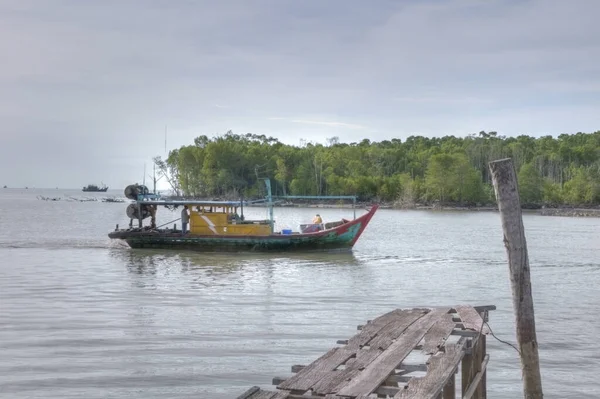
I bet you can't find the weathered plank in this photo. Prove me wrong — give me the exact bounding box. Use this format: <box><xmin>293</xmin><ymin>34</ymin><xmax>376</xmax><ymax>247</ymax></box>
<box><xmin>277</xmin><ymin>347</ymin><xmax>355</xmax><ymax>391</ymax></box>
<box><xmin>398</xmin><ymin>363</ymin><xmax>428</xmax><ymax>373</ymax></box>
<box><xmin>395</xmin><ymin>343</ymin><xmax>464</xmax><ymax>398</ymax></box>
<box><xmin>451</xmin><ymin>329</ymin><xmax>479</xmax><ymax>338</ymax></box>
<box><xmin>421</xmin><ymin>314</ymin><xmax>455</xmax><ymax>354</ymax></box>
<box><xmin>272</xmin><ymin>377</ymin><xmax>286</xmax><ymax>385</ymax></box>
<box><xmin>236</xmin><ymin>388</ymin><xmax>286</xmax><ymax>399</ymax></box>
<box><xmin>410</xmin><ymin>305</ymin><xmax>495</xmax><ymax>314</ymax></box>
<box><xmin>311</xmin><ymin>349</ymin><xmax>381</xmax><ymax>394</ymax></box>
<box><xmin>473</xmin><ymin>305</ymin><xmax>496</xmax><ymax>314</ymax></box>
<box><xmin>455</xmin><ymin>305</ymin><xmax>490</xmax><ymax>334</ymax></box>
<box><xmin>377</xmin><ymin>385</ymin><xmax>402</xmax><ymax>396</ymax></box>
<box><xmin>346</xmin><ymin>309</ymin><xmax>423</xmax><ymax>350</ymax></box>
<box><xmin>250</xmin><ymin>390</ymin><xmax>281</xmax><ymax>399</ymax></box>
<box><xmin>479</xmin><ymin>336</ymin><xmax>487</xmax><ymax>397</ymax></box>
<box><xmin>463</xmin><ymin>354</ymin><xmax>490</xmax><ymax>399</ymax></box>
<box><xmin>443</xmin><ymin>373</ymin><xmax>456</xmax><ymax>399</ymax></box>
<box><xmin>281</xmin><ymin>394</ymin><xmax>328</xmax><ymax>399</ymax></box>
<box><xmin>237</xmin><ymin>386</ymin><xmax>260</xmax><ymax>399</ymax></box>
<box><xmin>290</xmin><ymin>365</ymin><xmax>305</xmax><ymax>373</ymax></box>
<box><xmin>312</xmin><ymin>309</ymin><xmax>428</xmax><ymax>395</ymax></box>
<box><xmin>337</xmin><ymin>308</ymin><xmax>451</xmax><ymax>397</ymax></box>
<box><xmin>270</xmin><ymin>391</ymin><xmax>291</xmax><ymax>399</ymax></box>
<box><xmin>368</xmin><ymin>309</ymin><xmax>430</xmax><ymax>350</ymax></box>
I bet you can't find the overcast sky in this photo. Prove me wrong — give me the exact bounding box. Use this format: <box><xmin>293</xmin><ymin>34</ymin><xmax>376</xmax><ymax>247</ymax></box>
<box><xmin>1</xmin><ymin>0</ymin><xmax>599</xmax><ymax>189</ymax></box>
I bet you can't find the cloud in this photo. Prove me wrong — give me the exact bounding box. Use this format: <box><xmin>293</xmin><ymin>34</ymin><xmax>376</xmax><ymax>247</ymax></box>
<box><xmin>392</xmin><ymin>96</ymin><xmax>492</xmax><ymax>105</ymax></box>
<box><xmin>269</xmin><ymin>118</ymin><xmax>366</xmax><ymax>129</ymax></box>
<box><xmin>0</xmin><ymin>0</ymin><xmax>599</xmax><ymax>187</ymax></box>
<box><xmin>531</xmin><ymin>81</ymin><xmax>600</xmax><ymax>93</ymax></box>
<box><xmin>291</xmin><ymin>120</ymin><xmax>364</xmax><ymax>129</ymax></box>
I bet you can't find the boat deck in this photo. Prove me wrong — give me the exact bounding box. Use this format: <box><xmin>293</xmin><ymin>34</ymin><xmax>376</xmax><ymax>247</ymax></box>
<box><xmin>237</xmin><ymin>305</ymin><xmax>494</xmax><ymax>398</ymax></box>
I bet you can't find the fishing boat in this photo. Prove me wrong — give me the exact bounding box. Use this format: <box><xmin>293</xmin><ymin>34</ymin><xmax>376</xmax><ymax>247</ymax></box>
<box><xmin>108</xmin><ymin>180</ymin><xmax>378</xmax><ymax>252</ymax></box>
<box><xmin>82</xmin><ymin>183</ymin><xmax>108</xmax><ymax>192</ymax></box>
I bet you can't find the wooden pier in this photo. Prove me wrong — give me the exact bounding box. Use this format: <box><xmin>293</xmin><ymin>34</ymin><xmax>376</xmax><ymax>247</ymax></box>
<box><xmin>237</xmin><ymin>305</ymin><xmax>494</xmax><ymax>399</ymax></box>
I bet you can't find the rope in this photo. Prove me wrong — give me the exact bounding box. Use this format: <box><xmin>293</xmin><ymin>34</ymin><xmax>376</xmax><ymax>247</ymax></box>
<box><xmin>483</xmin><ymin>313</ymin><xmax>522</xmax><ymax>356</ymax></box>
<box><xmin>465</xmin><ymin>309</ymin><xmax>521</xmax><ymax>385</ymax></box>
<box><xmin>155</xmin><ymin>218</ymin><xmax>181</xmax><ymax>229</ymax></box>
<box><xmin>466</xmin><ymin>309</ymin><xmax>489</xmax><ymax>382</ymax></box>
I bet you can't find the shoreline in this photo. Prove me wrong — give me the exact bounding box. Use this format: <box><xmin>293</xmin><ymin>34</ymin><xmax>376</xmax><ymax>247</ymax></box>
<box><xmin>160</xmin><ymin>196</ymin><xmax>600</xmax><ymax>218</ymax></box>
<box><xmin>248</xmin><ymin>202</ymin><xmax>600</xmax><ymax>217</ymax></box>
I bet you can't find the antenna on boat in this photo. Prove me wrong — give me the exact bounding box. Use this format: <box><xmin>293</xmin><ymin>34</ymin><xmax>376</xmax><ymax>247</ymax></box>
<box><xmin>240</xmin><ymin>192</ymin><xmax>245</xmax><ymax>221</ymax></box>
<box><xmin>146</xmin><ymin>159</ymin><xmax>164</xmax><ymax>195</ymax></box>
<box><xmin>255</xmin><ymin>165</ymin><xmax>274</xmax><ymax>233</ymax></box>
<box><xmin>153</xmin><ymin>163</ymin><xmax>156</xmax><ymax>194</ymax></box>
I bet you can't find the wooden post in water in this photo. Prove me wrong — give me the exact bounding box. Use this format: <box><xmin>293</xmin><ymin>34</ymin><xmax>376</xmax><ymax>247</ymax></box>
<box><xmin>489</xmin><ymin>158</ymin><xmax>543</xmax><ymax>399</ymax></box>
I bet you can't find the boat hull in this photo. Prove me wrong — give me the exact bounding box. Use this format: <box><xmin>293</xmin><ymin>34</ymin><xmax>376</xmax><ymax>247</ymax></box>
<box><xmin>83</xmin><ymin>188</ymin><xmax>108</xmax><ymax>192</ymax></box>
<box><xmin>109</xmin><ymin>205</ymin><xmax>378</xmax><ymax>252</ymax></box>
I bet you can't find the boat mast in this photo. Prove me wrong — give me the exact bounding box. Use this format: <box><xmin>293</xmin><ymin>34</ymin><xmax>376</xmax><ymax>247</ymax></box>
<box><xmin>261</xmin><ymin>178</ymin><xmax>274</xmax><ymax>233</ymax></box>
<box><xmin>255</xmin><ymin>165</ymin><xmax>274</xmax><ymax>233</ymax></box>
<box><xmin>240</xmin><ymin>193</ymin><xmax>245</xmax><ymax>221</ymax></box>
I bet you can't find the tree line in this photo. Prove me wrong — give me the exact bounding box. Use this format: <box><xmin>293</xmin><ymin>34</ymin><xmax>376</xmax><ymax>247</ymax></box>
<box><xmin>153</xmin><ymin>130</ymin><xmax>600</xmax><ymax>207</ymax></box>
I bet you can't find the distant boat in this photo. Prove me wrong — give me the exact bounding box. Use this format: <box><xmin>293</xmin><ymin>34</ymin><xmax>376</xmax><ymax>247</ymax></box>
<box><xmin>2</xmin><ymin>185</ymin><xmax>6</xmax><ymax>189</ymax></box>
<box><xmin>83</xmin><ymin>183</ymin><xmax>108</xmax><ymax>192</ymax></box>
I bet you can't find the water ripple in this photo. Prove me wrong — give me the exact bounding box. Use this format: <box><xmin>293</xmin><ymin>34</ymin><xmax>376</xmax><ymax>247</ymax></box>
<box><xmin>0</xmin><ymin>194</ymin><xmax>599</xmax><ymax>398</ymax></box>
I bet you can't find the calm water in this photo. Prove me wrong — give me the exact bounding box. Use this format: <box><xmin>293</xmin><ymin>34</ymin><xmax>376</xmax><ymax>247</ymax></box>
<box><xmin>0</xmin><ymin>188</ymin><xmax>599</xmax><ymax>398</ymax></box>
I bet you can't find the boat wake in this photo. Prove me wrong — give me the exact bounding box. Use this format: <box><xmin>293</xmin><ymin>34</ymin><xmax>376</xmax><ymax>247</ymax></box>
<box><xmin>0</xmin><ymin>239</ymin><xmax>124</xmax><ymax>251</ymax></box>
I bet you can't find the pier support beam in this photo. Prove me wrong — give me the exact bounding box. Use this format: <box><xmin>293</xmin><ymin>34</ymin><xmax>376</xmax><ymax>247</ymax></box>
<box><xmin>489</xmin><ymin>158</ymin><xmax>543</xmax><ymax>399</ymax></box>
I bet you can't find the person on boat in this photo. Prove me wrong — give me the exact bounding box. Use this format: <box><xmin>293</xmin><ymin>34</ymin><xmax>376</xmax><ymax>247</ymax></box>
<box><xmin>149</xmin><ymin>205</ymin><xmax>157</xmax><ymax>229</ymax></box>
<box><xmin>181</xmin><ymin>205</ymin><xmax>190</xmax><ymax>234</ymax></box>
<box><xmin>312</xmin><ymin>214</ymin><xmax>323</xmax><ymax>224</ymax></box>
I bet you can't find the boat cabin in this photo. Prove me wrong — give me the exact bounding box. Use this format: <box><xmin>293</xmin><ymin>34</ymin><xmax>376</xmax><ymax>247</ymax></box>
<box><xmin>186</xmin><ymin>203</ymin><xmax>271</xmax><ymax>236</ymax></box>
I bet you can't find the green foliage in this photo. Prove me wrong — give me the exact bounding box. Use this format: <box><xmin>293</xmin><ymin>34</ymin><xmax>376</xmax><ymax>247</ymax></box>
<box><xmin>156</xmin><ymin>130</ymin><xmax>600</xmax><ymax>206</ymax></box>
<box><xmin>517</xmin><ymin>163</ymin><xmax>543</xmax><ymax>205</ymax></box>
<box><xmin>425</xmin><ymin>153</ymin><xmax>485</xmax><ymax>204</ymax></box>
<box><xmin>542</xmin><ymin>180</ymin><xmax>562</xmax><ymax>206</ymax></box>
<box><xmin>562</xmin><ymin>167</ymin><xmax>600</xmax><ymax>205</ymax></box>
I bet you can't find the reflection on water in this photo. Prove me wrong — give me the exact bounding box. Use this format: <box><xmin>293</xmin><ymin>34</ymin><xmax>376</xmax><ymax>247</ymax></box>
<box><xmin>110</xmin><ymin>247</ymin><xmax>366</xmax><ymax>296</ymax></box>
<box><xmin>112</xmin><ymin>247</ymin><xmax>361</xmax><ymax>276</ymax></box>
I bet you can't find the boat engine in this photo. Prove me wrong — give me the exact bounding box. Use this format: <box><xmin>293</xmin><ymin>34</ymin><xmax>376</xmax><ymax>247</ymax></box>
<box><xmin>126</xmin><ymin>203</ymin><xmax>152</xmax><ymax>220</ymax></box>
<box><xmin>124</xmin><ymin>184</ymin><xmax>150</xmax><ymax>200</ymax></box>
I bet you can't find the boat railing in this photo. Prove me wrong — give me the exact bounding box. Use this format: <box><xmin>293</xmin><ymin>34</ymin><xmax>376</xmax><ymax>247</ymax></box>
<box><xmin>323</xmin><ymin>220</ymin><xmax>345</xmax><ymax>229</ymax></box>
<box><xmin>136</xmin><ymin>193</ymin><xmax>162</xmax><ymax>201</ymax></box>
<box><xmin>233</xmin><ymin>219</ymin><xmax>271</xmax><ymax>225</ymax></box>
<box><xmin>299</xmin><ymin>223</ymin><xmax>325</xmax><ymax>233</ymax></box>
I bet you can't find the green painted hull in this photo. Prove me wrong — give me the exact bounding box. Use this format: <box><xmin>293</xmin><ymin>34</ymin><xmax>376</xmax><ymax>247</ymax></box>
<box><xmin>125</xmin><ymin>234</ymin><xmax>355</xmax><ymax>252</ymax></box>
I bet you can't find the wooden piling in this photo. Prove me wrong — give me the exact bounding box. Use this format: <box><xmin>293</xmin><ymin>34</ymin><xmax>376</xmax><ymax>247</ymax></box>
<box><xmin>489</xmin><ymin>158</ymin><xmax>543</xmax><ymax>399</ymax></box>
